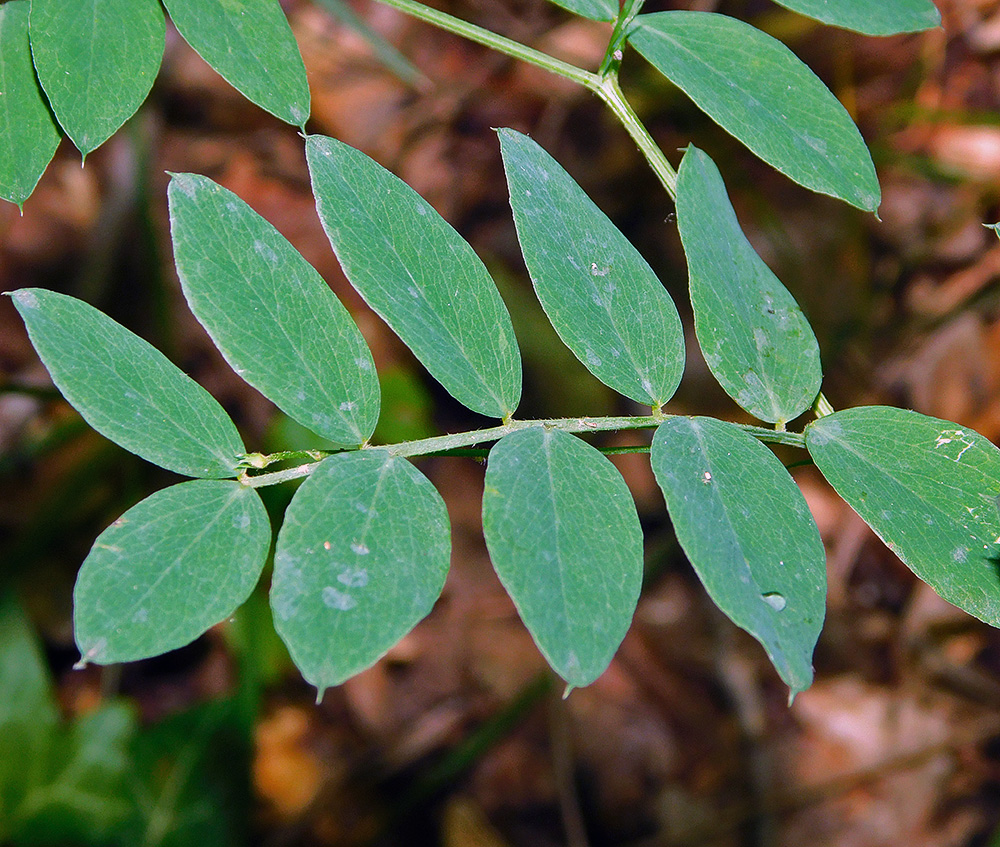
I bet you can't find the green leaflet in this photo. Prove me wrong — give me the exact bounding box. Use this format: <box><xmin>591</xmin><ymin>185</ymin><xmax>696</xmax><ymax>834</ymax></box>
<box><xmin>482</xmin><ymin>427</ymin><xmax>643</xmax><ymax>688</ymax></box>
<box><xmin>168</xmin><ymin>173</ymin><xmax>380</xmax><ymax>446</ymax></box>
<box><xmin>807</xmin><ymin>406</ymin><xmax>1000</xmax><ymax>625</ymax></box>
<box><xmin>651</xmin><ymin>417</ymin><xmax>825</xmax><ymax>696</ymax></box>
<box><xmin>306</xmin><ymin>135</ymin><xmax>522</xmax><ymax>419</ymax></box>
<box><xmin>628</xmin><ymin>11</ymin><xmax>880</xmax><ymax>211</ymax></box>
<box><xmin>676</xmin><ymin>146</ymin><xmax>822</xmax><ymax>424</ymax></box>
<box><xmin>543</xmin><ymin>0</ymin><xmax>616</xmax><ymax>22</ymax></box>
<box><xmin>74</xmin><ymin>481</ymin><xmax>270</xmax><ymax>666</ymax></box>
<box><xmin>0</xmin><ymin>2</ymin><xmax>60</xmax><ymax>208</ymax></box>
<box><xmin>770</xmin><ymin>0</ymin><xmax>940</xmax><ymax>35</ymax></box>
<box><xmin>271</xmin><ymin>450</ymin><xmax>451</xmax><ymax>696</ymax></box>
<box><xmin>499</xmin><ymin>128</ymin><xmax>684</xmax><ymax>409</ymax></box>
<box><xmin>10</xmin><ymin>288</ymin><xmax>245</xmax><ymax>478</ymax></box>
<box><xmin>29</xmin><ymin>0</ymin><xmax>164</xmax><ymax>156</ymax></box>
<box><xmin>161</xmin><ymin>0</ymin><xmax>310</xmax><ymax>127</ymax></box>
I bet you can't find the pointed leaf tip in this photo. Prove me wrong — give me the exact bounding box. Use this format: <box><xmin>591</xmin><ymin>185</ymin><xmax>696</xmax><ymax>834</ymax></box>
<box><xmin>676</xmin><ymin>146</ymin><xmax>822</xmax><ymax>424</ymax></box>
<box><xmin>74</xmin><ymin>481</ymin><xmax>270</xmax><ymax>664</ymax></box>
<box><xmin>161</xmin><ymin>0</ymin><xmax>310</xmax><ymax>126</ymax></box>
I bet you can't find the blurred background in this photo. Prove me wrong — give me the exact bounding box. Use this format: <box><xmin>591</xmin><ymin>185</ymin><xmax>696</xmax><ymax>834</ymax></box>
<box><xmin>3</xmin><ymin>0</ymin><xmax>1000</xmax><ymax>844</ymax></box>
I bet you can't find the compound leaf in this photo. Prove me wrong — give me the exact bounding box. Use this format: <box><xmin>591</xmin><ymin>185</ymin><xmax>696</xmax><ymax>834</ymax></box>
<box><xmin>770</xmin><ymin>0</ymin><xmax>940</xmax><ymax>35</ymax></box>
<box><xmin>482</xmin><ymin>427</ymin><xmax>643</xmax><ymax>687</ymax></box>
<box><xmin>651</xmin><ymin>417</ymin><xmax>825</xmax><ymax>696</ymax></box>
<box><xmin>677</xmin><ymin>146</ymin><xmax>821</xmax><ymax>424</ymax></box>
<box><xmin>499</xmin><ymin>128</ymin><xmax>684</xmax><ymax>409</ymax></box>
<box><xmin>161</xmin><ymin>0</ymin><xmax>309</xmax><ymax>127</ymax></box>
<box><xmin>169</xmin><ymin>173</ymin><xmax>379</xmax><ymax>446</ymax></box>
<box><xmin>807</xmin><ymin>406</ymin><xmax>1000</xmax><ymax>625</ymax></box>
<box><xmin>10</xmin><ymin>288</ymin><xmax>245</xmax><ymax>478</ymax></box>
<box><xmin>306</xmin><ymin>134</ymin><xmax>522</xmax><ymax>419</ymax></box>
<box><xmin>629</xmin><ymin>11</ymin><xmax>880</xmax><ymax>211</ymax></box>
<box><xmin>29</xmin><ymin>0</ymin><xmax>164</xmax><ymax>156</ymax></box>
<box><xmin>271</xmin><ymin>450</ymin><xmax>450</xmax><ymax>696</ymax></box>
<box><xmin>0</xmin><ymin>1</ymin><xmax>60</xmax><ymax>208</ymax></box>
<box><xmin>74</xmin><ymin>480</ymin><xmax>270</xmax><ymax>666</ymax></box>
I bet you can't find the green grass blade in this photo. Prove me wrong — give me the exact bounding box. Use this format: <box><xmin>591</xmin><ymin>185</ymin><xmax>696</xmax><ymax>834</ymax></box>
<box><xmin>10</xmin><ymin>289</ymin><xmax>246</xmax><ymax>478</ymax></box>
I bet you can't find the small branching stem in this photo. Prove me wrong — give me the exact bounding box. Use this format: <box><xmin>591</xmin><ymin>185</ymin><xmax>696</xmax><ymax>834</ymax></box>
<box><xmin>371</xmin><ymin>0</ymin><xmax>599</xmax><ymax>89</ymax></box>
<box><xmin>370</xmin><ymin>0</ymin><xmax>679</xmax><ymax>198</ymax></box>
<box><xmin>238</xmin><ymin>416</ymin><xmax>806</xmax><ymax>488</ymax></box>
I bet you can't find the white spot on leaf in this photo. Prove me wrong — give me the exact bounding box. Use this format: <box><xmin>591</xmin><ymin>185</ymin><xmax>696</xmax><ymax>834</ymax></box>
<box><xmin>322</xmin><ymin>586</ymin><xmax>357</xmax><ymax>611</ymax></box>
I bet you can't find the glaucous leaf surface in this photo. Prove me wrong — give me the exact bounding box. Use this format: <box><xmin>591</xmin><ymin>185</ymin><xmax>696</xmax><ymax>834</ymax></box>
<box><xmin>807</xmin><ymin>407</ymin><xmax>1000</xmax><ymax>625</ymax></box>
<box><xmin>306</xmin><ymin>135</ymin><xmax>522</xmax><ymax>419</ymax></box>
<box><xmin>651</xmin><ymin>417</ymin><xmax>825</xmax><ymax>695</ymax></box>
<box><xmin>629</xmin><ymin>12</ymin><xmax>880</xmax><ymax>211</ymax></box>
<box><xmin>482</xmin><ymin>427</ymin><xmax>643</xmax><ymax>687</ymax></box>
<box><xmin>543</xmin><ymin>0</ymin><xmax>616</xmax><ymax>22</ymax></box>
<box><xmin>771</xmin><ymin>0</ymin><xmax>940</xmax><ymax>35</ymax></box>
<box><xmin>169</xmin><ymin>174</ymin><xmax>379</xmax><ymax>446</ymax></box>
<box><xmin>676</xmin><ymin>147</ymin><xmax>821</xmax><ymax>424</ymax></box>
<box><xmin>499</xmin><ymin>128</ymin><xmax>684</xmax><ymax>408</ymax></box>
<box><xmin>10</xmin><ymin>289</ymin><xmax>245</xmax><ymax>478</ymax></box>
<box><xmin>271</xmin><ymin>450</ymin><xmax>451</xmax><ymax>695</ymax></box>
<box><xmin>74</xmin><ymin>480</ymin><xmax>270</xmax><ymax>665</ymax></box>
<box><xmin>161</xmin><ymin>0</ymin><xmax>310</xmax><ymax>127</ymax></box>
<box><xmin>29</xmin><ymin>0</ymin><xmax>164</xmax><ymax>155</ymax></box>
<box><xmin>0</xmin><ymin>2</ymin><xmax>60</xmax><ymax>208</ymax></box>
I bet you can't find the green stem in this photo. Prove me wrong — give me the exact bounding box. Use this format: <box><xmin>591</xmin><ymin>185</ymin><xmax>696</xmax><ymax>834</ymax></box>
<box><xmin>595</xmin><ymin>75</ymin><xmax>677</xmax><ymax>199</ymax></box>
<box><xmin>814</xmin><ymin>392</ymin><xmax>835</xmax><ymax>418</ymax></box>
<box><xmin>370</xmin><ymin>0</ymin><xmax>678</xmax><ymax>198</ymax></box>
<box><xmin>372</xmin><ymin>0</ymin><xmax>600</xmax><ymax>90</ymax></box>
<box><xmin>238</xmin><ymin>415</ymin><xmax>806</xmax><ymax>488</ymax></box>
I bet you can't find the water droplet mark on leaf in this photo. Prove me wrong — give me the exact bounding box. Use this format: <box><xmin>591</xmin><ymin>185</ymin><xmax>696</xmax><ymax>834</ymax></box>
<box><xmin>761</xmin><ymin>592</ymin><xmax>787</xmax><ymax>611</ymax></box>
